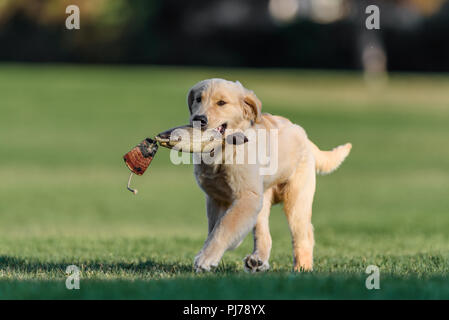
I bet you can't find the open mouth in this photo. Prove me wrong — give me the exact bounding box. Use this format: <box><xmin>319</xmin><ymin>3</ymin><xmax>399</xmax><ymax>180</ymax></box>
<box><xmin>214</xmin><ymin>123</ymin><xmax>227</xmax><ymax>135</ymax></box>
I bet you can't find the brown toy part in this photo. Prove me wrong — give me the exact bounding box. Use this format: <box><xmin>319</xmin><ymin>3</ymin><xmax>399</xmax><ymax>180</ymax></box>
<box><xmin>123</xmin><ymin>138</ymin><xmax>158</xmax><ymax>175</ymax></box>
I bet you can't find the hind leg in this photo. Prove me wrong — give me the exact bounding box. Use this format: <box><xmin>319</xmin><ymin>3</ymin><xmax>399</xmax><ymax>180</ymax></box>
<box><xmin>283</xmin><ymin>158</ymin><xmax>316</xmax><ymax>271</ymax></box>
<box><xmin>244</xmin><ymin>189</ymin><xmax>273</xmax><ymax>272</ymax></box>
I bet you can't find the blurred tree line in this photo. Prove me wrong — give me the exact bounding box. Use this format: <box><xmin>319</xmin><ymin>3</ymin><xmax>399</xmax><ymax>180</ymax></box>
<box><xmin>0</xmin><ymin>0</ymin><xmax>448</xmax><ymax>71</ymax></box>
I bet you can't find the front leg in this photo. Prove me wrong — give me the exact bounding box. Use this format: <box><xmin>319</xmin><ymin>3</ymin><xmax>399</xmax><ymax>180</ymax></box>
<box><xmin>244</xmin><ymin>188</ymin><xmax>273</xmax><ymax>273</ymax></box>
<box><xmin>194</xmin><ymin>191</ymin><xmax>263</xmax><ymax>272</ymax></box>
<box><xmin>206</xmin><ymin>196</ymin><xmax>228</xmax><ymax>235</ymax></box>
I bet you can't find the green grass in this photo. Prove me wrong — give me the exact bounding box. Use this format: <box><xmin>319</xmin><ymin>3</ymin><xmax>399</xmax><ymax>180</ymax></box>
<box><xmin>1</xmin><ymin>64</ymin><xmax>449</xmax><ymax>299</ymax></box>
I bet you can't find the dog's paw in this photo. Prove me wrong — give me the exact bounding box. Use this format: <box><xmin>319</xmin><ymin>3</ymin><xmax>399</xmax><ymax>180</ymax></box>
<box><xmin>293</xmin><ymin>264</ymin><xmax>313</xmax><ymax>272</ymax></box>
<box><xmin>243</xmin><ymin>254</ymin><xmax>269</xmax><ymax>273</ymax></box>
<box><xmin>293</xmin><ymin>249</ymin><xmax>313</xmax><ymax>272</ymax></box>
<box><xmin>194</xmin><ymin>264</ymin><xmax>212</xmax><ymax>273</ymax></box>
<box><xmin>293</xmin><ymin>258</ymin><xmax>313</xmax><ymax>272</ymax></box>
<box><xmin>194</xmin><ymin>253</ymin><xmax>218</xmax><ymax>273</ymax></box>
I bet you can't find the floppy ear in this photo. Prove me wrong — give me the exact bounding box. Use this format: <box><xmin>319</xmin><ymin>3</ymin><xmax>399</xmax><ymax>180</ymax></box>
<box><xmin>187</xmin><ymin>88</ymin><xmax>195</xmax><ymax>113</ymax></box>
<box><xmin>243</xmin><ymin>90</ymin><xmax>262</xmax><ymax>123</ymax></box>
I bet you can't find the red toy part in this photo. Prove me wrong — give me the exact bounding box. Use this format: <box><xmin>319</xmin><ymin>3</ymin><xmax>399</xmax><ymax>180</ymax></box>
<box><xmin>123</xmin><ymin>138</ymin><xmax>159</xmax><ymax>176</ymax></box>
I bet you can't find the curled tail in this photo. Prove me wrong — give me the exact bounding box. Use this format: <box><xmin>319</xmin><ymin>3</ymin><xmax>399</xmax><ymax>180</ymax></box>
<box><xmin>309</xmin><ymin>141</ymin><xmax>352</xmax><ymax>175</ymax></box>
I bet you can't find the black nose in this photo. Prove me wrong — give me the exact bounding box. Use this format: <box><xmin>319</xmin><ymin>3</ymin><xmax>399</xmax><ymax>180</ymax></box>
<box><xmin>191</xmin><ymin>115</ymin><xmax>208</xmax><ymax>128</ymax></box>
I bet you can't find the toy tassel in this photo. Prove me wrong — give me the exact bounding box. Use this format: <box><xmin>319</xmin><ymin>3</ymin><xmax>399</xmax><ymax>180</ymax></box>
<box><xmin>127</xmin><ymin>172</ymin><xmax>138</xmax><ymax>195</ymax></box>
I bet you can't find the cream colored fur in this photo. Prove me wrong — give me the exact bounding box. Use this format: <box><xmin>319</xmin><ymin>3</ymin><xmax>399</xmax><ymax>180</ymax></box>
<box><xmin>187</xmin><ymin>79</ymin><xmax>351</xmax><ymax>272</ymax></box>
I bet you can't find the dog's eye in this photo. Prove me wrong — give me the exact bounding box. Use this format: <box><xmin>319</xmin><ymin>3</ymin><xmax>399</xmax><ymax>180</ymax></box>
<box><xmin>217</xmin><ymin>100</ymin><xmax>226</xmax><ymax>106</ymax></box>
<box><xmin>196</xmin><ymin>97</ymin><xmax>202</xmax><ymax>103</ymax></box>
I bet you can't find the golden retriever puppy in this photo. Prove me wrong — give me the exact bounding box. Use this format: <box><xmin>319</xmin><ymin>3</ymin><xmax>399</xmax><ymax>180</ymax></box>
<box><xmin>188</xmin><ymin>78</ymin><xmax>351</xmax><ymax>272</ymax></box>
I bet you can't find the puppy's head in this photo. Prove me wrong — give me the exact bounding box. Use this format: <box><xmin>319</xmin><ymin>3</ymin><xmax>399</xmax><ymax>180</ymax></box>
<box><xmin>187</xmin><ymin>79</ymin><xmax>261</xmax><ymax>136</ymax></box>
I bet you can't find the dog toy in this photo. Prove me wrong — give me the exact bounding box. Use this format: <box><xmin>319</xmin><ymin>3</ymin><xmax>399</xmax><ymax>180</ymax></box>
<box><xmin>156</xmin><ymin>125</ymin><xmax>227</xmax><ymax>153</ymax></box>
<box><xmin>123</xmin><ymin>138</ymin><xmax>159</xmax><ymax>194</ymax></box>
<box><xmin>123</xmin><ymin>125</ymin><xmax>248</xmax><ymax>195</ymax></box>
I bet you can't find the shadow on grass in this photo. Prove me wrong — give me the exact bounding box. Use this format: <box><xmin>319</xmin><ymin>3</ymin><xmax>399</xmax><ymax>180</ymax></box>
<box><xmin>0</xmin><ymin>255</ymin><xmax>242</xmax><ymax>278</ymax></box>
<box><xmin>2</xmin><ymin>255</ymin><xmax>449</xmax><ymax>299</ymax></box>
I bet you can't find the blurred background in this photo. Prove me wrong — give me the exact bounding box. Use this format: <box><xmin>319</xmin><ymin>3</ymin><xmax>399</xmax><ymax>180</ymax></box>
<box><xmin>1</xmin><ymin>0</ymin><xmax>449</xmax><ymax>299</ymax></box>
<box><xmin>0</xmin><ymin>0</ymin><xmax>448</xmax><ymax>72</ymax></box>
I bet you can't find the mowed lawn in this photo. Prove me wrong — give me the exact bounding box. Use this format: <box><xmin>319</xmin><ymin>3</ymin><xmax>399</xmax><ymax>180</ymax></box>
<box><xmin>0</xmin><ymin>64</ymin><xmax>449</xmax><ymax>299</ymax></box>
